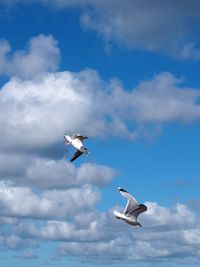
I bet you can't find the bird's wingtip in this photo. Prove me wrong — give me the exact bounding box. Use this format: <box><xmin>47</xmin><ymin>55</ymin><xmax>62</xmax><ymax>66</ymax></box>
<box><xmin>117</xmin><ymin>187</ymin><xmax>127</xmax><ymax>193</ymax></box>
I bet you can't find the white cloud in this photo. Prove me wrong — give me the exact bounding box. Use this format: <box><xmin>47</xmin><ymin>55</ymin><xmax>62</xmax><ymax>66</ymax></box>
<box><xmin>0</xmin><ymin>153</ymin><xmax>117</xmax><ymax>188</ymax></box>
<box><xmin>1</xmin><ymin>71</ymin><xmax>200</xmax><ymax>152</ymax></box>
<box><xmin>0</xmin><ymin>179</ymin><xmax>199</xmax><ymax>265</ymax></box>
<box><xmin>56</xmin><ymin>202</ymin><xmax>200</xmax><ymax>264</ymax></box>
<box><xmin>143</xmin><ymin>202</ymin><xmax>196</xmax><ymax>228</ymax></box>
<box><xmin>0</xmin><ymin>233</ymin><xmax>37</xmax><ymax>251</ymax></box>
<box><xmin>183</xmin><ymin>228</ymin><xmax>200</xmax><ymax>245</ymax></box>
<box><xmin>0</xmin><ymin>216</ymin><xmax>19</xmax><ymax>225</ymax></box>
<box><xmin>180</xmin><ymin>43</ymin><xmax>200</xmax><ymax>60</ymax></box>
<box><xmin>7</xmin><ymin>200</ymin><xmax>196</xmax><ymax>264</ymax></box>
<box><xmin>0</xmin><ymin>34</ymin><xmax>60</xmax><ymax>78</ymax></box>
<box><xmin>0</xmin><ymin>70</ymin><xmax>112</xmax><ymax>151</ymax></box>
<box><xmin>0</xmin><ymin>183</ymin><xmax>99</xmax><ymax>219</ymax></box>
<box><xmin>25</xmin><ymin>159</ymin><xmax>117</xmax><ymax>189</ymax></box>
<box><xmin>7</xmin><ymin>202</ymin><xmax>200</xmax><ymax>263</ymax></box>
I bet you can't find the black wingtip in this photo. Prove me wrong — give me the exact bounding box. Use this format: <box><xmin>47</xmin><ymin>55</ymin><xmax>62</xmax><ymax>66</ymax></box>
<box><xmin>117</xmin><ymin>187</ymin><xmax>128</xmax><ymax>193</ymax></box>
<box><xmin>70</xmin><ymin>156</ymin><xmax>76</xmax><ymax>162</ymax></box>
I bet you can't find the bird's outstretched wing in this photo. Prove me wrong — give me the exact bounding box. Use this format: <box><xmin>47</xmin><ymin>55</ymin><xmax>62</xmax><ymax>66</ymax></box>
<box><xmin>118</xmin><ymin>188</ymin><xmax>139</xmax><ymax>214</ymax></box>
<box><xmin>70</xmin><ymin>150</ymin><xmax>83</xmax><ymax>162</ymax></box>
<box><xmin>128</xmin><ymin>204</ymin><xmax>147</xmax><ymax>219</ymax></box>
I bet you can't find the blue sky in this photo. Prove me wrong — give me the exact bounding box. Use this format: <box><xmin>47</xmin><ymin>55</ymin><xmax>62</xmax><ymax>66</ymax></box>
<box><xmin>1</xmin><ymin>1</ymin><xmax>200</xmax><ymax>266</ymax></box>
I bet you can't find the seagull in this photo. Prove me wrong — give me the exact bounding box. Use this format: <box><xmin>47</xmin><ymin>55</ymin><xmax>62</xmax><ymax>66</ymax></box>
<box><xmin>113</xmin><ymin>187</ymin><xmax>147</xmax><ymax>227</ymax></box>
<box><xmin>64</xmin><ymin>133</ymin><xmax>89</xmax><ymax>162</ymax></box>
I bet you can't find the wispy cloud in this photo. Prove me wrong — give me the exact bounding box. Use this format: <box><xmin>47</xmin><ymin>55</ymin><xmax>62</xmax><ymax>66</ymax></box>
<box><xmin>79</xmin><ymin>0</ymin><xmax>200</xmax><ymax>59</ymax></box>
<box><xmin>2</xmin><ymin>0</ymin><xmax>200</xmax><ymax>59</ymax></box>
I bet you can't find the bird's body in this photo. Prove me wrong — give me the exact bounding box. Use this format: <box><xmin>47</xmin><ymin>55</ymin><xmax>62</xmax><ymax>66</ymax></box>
<box><xmin>113</xmin><ymin>187</ymin><xmax>147</xmax><ymax>227</ymax></box>
<box><xmin>64</xmin><ymin>134</ymin><xmax>89</xmax><ymax>162</ymax></box>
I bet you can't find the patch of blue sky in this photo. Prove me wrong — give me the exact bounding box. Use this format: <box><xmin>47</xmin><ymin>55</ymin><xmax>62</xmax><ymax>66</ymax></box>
<box><xmin>93</xmin><ymin>122</ymin><xmax>200</xmax><ymax>211</ymax></box>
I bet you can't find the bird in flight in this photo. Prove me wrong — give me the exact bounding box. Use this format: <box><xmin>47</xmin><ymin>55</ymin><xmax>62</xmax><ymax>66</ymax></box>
<box><xmin>113</xmin><ymin>187</ymin><xmax>147</xmax><ymax>227</ymax></box>
<box><xmin>64</xmin><ymin>133</ymin><xmax>89</xmax><ymax>162</ymax></box>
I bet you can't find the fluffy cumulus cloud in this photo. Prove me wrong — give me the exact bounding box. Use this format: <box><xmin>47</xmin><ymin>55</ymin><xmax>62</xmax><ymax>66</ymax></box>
<box><xmin>0</xmin><ymin>183</ymin><xmax>99</xmax><ymax>219</ymax></box>
<box><xmin>0</xmin><ymin>152</ymin><xmax>200</xmax><ymax>264</ymax></box>
<box><xmin>0</xmin><ymin>153</ymin><xmax>117</xmax><ymax>188</ymax></box>
<box><xmin>0</xmin><ymin>154</ymin><xmax>117</xmax><ymax>258</ymax></box>
<box><xmin>0</xmin><ymin>34</ymin><xmax>60</xmax><ymax>78</ymax></box>
<box><xmin>2</xmin><ymin>0</ymin><xmax>200</xmax><ymax>59</ymax></box>
<box><xmin>1</xmin><ymin>70</ymin><xmax>200</xmax><ymax>152</ymax></box>
<box><xmin>0</xmin><ymin>234</ymin><xmax>37</xmax><ymax>252</ymax></box>
<box><xmin>3</xmin><ymin>201</ymin><xmax>198</xmax><ymax>264</ymax></box>
<box><xmin>56</xmin><ymin>202</ymin><xmax>200</xmax><ymax>264</ymax></box>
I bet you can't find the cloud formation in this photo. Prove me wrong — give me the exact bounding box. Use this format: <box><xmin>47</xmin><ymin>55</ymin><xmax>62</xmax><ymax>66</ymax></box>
<box><xmin>0</xmin><ymin>34</ymin><xmax>60</xmax><ymax>78</ymax></box>
<box><xmin>56</xmin><ymin>202</ymin><xmax>200</xmax><ymax>264</ymax></box>
<box><xmin>1</xmin><ymin>70</ymin><xmax>200</xmax><ymax>153</ymax></box>
<box><xmin>0</xmin><ymin>153</ymin><xmax>117</xmax><ymax>189</ymax></box>
<box><xmin>0</xmin><ymin>142</ymin><xmax>199</xmax><ymax>265</ymax></box>
<box><xmin>3</xmin><ymin>201</ymin><xmax>198</xmax><ymax>264</ymax></box>
<box><xmin>79</xmin><ymin>0</ymin><xmax>200</xmax><ymax>59</ymax></box>
<box><xmin>0</xmin><ymin>32</ymin><xmax>199</xmax><ymax>264</ymax></box>
<box><xmin>0</xmin><ymin>183</ymin><xmax>99</xmax><ymax>219</ymax></box>
<box><xmin>2</xmin><ymin>0</ymin><xmax>200</xmax><ymax>59</ymax></box>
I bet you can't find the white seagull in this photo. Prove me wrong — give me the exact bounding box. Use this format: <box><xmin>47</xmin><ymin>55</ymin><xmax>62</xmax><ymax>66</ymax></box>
<box><xmin>113</xmin><ymin>187</ymin><xmax>147</xmax><ymax>227</ymax></box>
<box><xmin>64</xmin><ymin>133</ymin><xmax>89</xmax><ymax>162</ymax></box>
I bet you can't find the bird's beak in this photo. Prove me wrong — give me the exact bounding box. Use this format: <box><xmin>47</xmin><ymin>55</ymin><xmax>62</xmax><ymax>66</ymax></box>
<box><xmin>139</xmin><ymin>223</ymin><xmax>142</xmax><ymax>227</ymax></box>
